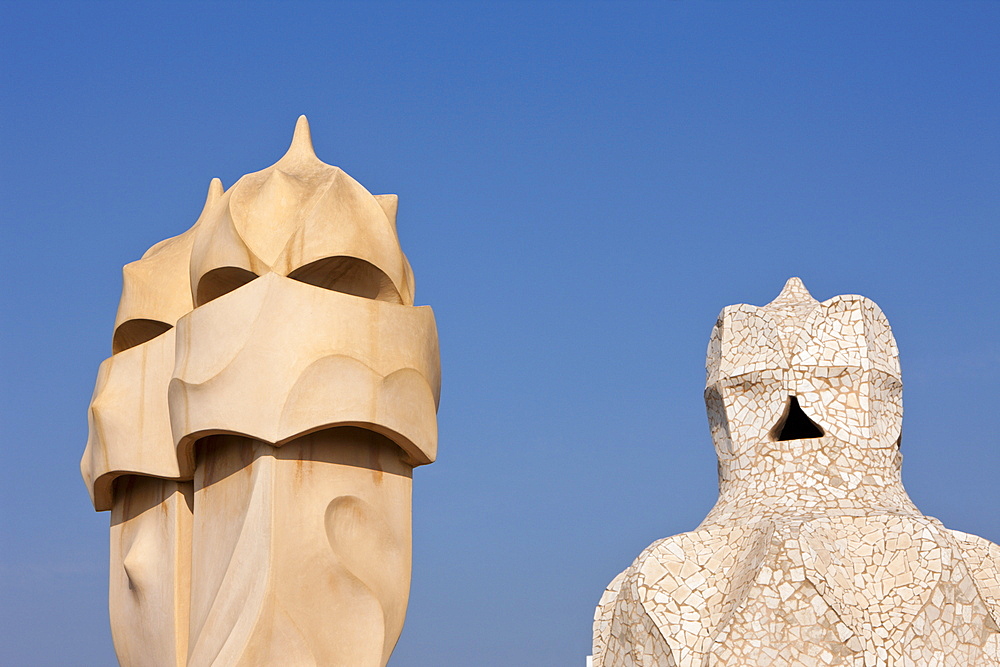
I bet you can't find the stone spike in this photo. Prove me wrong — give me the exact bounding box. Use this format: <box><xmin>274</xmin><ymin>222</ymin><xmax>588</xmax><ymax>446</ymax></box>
<box><xmin>766</xmin><ymin>276</ymin><xmax>818</xmax><ymax>309</ymax></box>
<box><xmin>204</xmin><ymin>178</ymin><xmax>224</xmax><ymax>210</ymax></box>
<box><xmin>277</xmin><ymin>115</ymin><xmax>318</xmax><ymax>165</ymax></box>
<box><xmin>374</xmin><ymin>194</ymin><xmax>399</xmax><ymax>234</ymax></box>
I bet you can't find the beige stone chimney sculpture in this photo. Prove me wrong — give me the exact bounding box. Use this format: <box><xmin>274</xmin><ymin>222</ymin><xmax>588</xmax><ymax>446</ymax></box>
<box><xmin>81</xmin><ymin>117</ymin><xmax>440</xmax><ymax>667</ymax></box>
<box><xmin>594</xmin><ymin>278</ymin><xmax>1000</xmax><ymax>666</ymax></box>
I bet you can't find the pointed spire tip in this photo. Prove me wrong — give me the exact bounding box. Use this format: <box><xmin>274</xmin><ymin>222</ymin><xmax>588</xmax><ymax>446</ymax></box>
<box><xmin>767</xmin><ymin>276</ymin><xmax>818</xmax><ymax>308</ymax></box>
<box><xmin>783</xmin><ymin>276</ymin><xmax>808</xmax><ymax>292</ymax></box>
<box><xmin>280</xmin><ymin>115</ymin><xmax>317</xmax><ymax>162</ymax></box>
<box><xmin>204</xmin><ymin>177</ymin><xmax>224</xmax><ymax>208</ymax></box>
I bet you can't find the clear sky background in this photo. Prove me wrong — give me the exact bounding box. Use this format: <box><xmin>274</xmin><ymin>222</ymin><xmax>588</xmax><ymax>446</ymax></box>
<box><xmin>2</xmin><ymin>2</ymin><xmax>998</xmax><ymax>665</ymax></box>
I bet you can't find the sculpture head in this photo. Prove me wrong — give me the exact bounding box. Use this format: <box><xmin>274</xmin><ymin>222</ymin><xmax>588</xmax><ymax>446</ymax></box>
<box><xmin>109</xmin><ymin>115</ymin><xmax>414</xmax><ymax>355</ymax></box>
<box><xmin>188</xmin><ymin>115</ymin><xmax>415</xmax><ymax>308</ymax></box>
<box><xmin>705</xmin><ymin>278</ymin><xmax>902</xmax><ymax>463</ymax></box>
<box><xmin>83</xmin><ymin>116</ymin><xmax>440</xmax><ymax>510</ymax></box>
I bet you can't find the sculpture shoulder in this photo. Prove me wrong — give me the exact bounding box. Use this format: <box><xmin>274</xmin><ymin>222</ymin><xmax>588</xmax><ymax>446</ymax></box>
<box><xmin>601</xmin><ymin>531</ymin><xmax>713</xmax><ymax>605</ymax></box>
<box><xmin>604</xmin><ymin>524</ymin><xmax>774</xmax><ymax>607</ymax></box>
<box><xmin>595</xmin><ymin>532</ymin><xmax>699</xmax><ymax>616</ymax></box>
<box><xmin>592</xmin><ymin>533</ymin><xmax>700</xmax><ymax>667</ymax></box>
<box><xmin>950</xmin><ymin>529</ymin><xmax>1000</xmax><ymax>616</ymax></box>
<box><xmin>592</xmin><ymin>568</ymin><xmax>628</xmax><ymax>666</ymax></box>
<box><xmin>593</xmin><ymin>526</ymin><xmax>774</xmax><ymax>667</ymax></box>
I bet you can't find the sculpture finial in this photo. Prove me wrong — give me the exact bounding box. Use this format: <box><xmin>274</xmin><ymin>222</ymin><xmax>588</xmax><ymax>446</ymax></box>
<box><xmin>766</xmin><ymin>276</ymin><xmax>818</xmax><ymax>310</ymax></box>
<box><xmin>277</xmin><ymin>115</ymin><xmax>318</xmax><ymax>165</ymax></box>
<box><xmin>204</xmin><ymin>178</ymin><xmax>224</xmax><ymax>209</ymax></box>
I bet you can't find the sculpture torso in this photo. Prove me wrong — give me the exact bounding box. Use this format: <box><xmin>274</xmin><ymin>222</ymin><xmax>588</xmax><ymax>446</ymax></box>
<box><xmin>593</xmin><ymin>279</ymin><xmax>1000</xmax><ymax>667</ymax></box>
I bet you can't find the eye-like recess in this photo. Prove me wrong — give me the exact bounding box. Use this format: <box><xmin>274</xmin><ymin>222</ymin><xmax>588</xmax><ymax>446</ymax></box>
<box><xmin>288</xmin><ymin>256</ymin><xmax>401</xmax><ymax>303</ymax></box>
<box><xmin>196</xmin><ymin>267</ymin><xmax>258</xmax><ymax>307</ymax></box>
<box><xmin>771</xmin><ymin>395</ymin><xmax>824</xmax><ymax>441</ymax></box>
<box><xmin>112</xmin><ymin>319</ymin><xmax>173</xmax><ymax>354</ymax></box>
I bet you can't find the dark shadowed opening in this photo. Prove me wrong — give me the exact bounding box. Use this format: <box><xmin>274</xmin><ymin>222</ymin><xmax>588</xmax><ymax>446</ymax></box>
<box><xmin>772</xmin><ymin>395</ymin><xmax>824</xmax><ymax>441</ymax></box>
<box><xmin>112</xmin><ymin>318</ymin><xmax>173</xmax><ymax>353</ymax></box>
<box><xmin>196</xmin><ymin>266</ymin><xmax>258</xmax><ymax>306</ymax></box>
<box><xmin>288</xmin><ymin>256</ymin><xmax>401</xmax><ymax>303</ymax></box>
<box><xmin>190</xmin><ymin>426</ymin><xmax>414</xmax><ymax>488</ymax></box>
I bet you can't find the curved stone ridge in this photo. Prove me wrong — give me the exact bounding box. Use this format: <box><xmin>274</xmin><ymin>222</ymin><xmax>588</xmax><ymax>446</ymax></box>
<box><xmin>82</xmin><ymin>118</ymin><xmax>439</xmax><ymax>667</ymax></box>
<box><xmin>594</xmin><ymin>279</ymin><xmax>1000</xmax><ymax>667</ymax></box>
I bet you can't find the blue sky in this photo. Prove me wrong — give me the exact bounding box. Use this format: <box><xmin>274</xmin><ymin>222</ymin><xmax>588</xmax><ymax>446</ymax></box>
<box><xmin>2</xmin><ymin>2</ymin><xmax>998</xmax><ymax>665</ymax></box>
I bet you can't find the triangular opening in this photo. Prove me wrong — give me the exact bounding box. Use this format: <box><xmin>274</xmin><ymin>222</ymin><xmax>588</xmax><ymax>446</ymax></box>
<box><xmin>772</xmin><ymin>395</ymin><xmax>824</xmax><ymax>441</ymax></box>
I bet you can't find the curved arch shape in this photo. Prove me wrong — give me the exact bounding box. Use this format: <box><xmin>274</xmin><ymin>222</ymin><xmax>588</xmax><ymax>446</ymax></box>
<box><xmin>288</xmin><ymin>256</ymin><xmax>401</xmax><ymax>304</ymax></box>
<box><xmin>112</xmin><ymin>319</ymin><xmax>174</xmax><ymax>354</ymax></box>
<box><xmin>196</xmin><ymin>267</ymin><xmax>258</xmax><ymax>307</ymax></box>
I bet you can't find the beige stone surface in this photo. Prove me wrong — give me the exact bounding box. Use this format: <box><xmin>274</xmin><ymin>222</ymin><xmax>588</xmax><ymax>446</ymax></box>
<box><xmin>110</xmin><ymin>477</ymin><xmax>192</xmax><ymax>667</ymax></box>
<box><xmin>83</xmin><ymin>329</ymin><xmax>180</xmax><ymax>511</ymax></box>
<box><xmin>594</xmin><ymin>278</ymin><xmax>1000</xmax><ymax>667</ymax></box>
<box><xmin>186</xmin><ymin>430</ymin><xmax>411</xmax><ymax>667</ymax></box>
<box><xmin>82</xmin><ymin>116</ymin><xmax>439</xmax><ymax>666</ymax></box>
<box><xmin>169</xmin><ymin>272</ymin><xmax>439</xmax><ymax>478</ymax></box>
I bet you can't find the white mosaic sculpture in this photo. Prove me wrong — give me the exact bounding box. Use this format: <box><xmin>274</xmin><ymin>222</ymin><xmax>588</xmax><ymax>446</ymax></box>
<box><xmin>594</xmin><ymin>278</ymin><xmax>1000</xmax><ymax>666</ymax></box>
<box><xmin>81</xmin><ymin>117</ymin><xmax>440</xmax><ymax>667</ymax></box>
